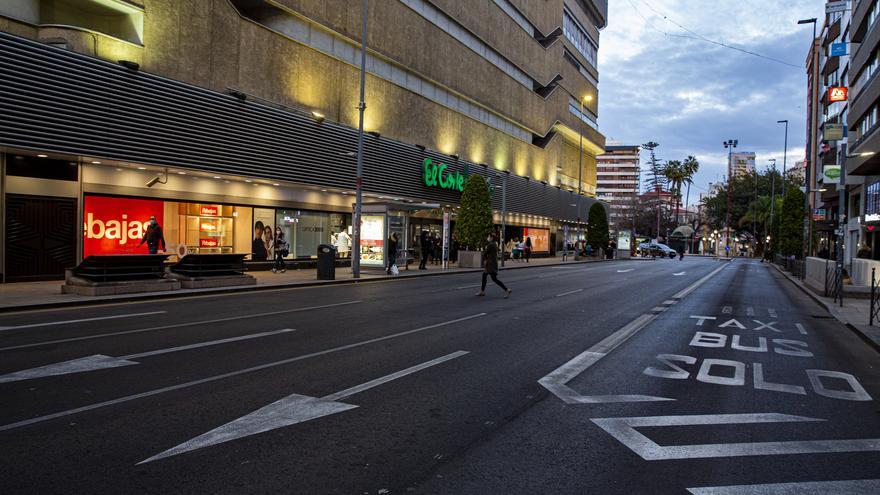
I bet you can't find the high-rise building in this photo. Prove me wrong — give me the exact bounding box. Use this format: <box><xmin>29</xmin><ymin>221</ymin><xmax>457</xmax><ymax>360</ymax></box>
<box><xmin>730</xmin><ymin>152</ymin><xmax>756</xmax><ymax>177</ymax></box>
<box><xmin>596</xmin><ymin>145</ymin><xmax>640</xmax><ymax>231</ymax></box>
<box><xmin>0</xmin><ymin>0</ymin><xmax>608</xmax><ymax>281</ymax></box>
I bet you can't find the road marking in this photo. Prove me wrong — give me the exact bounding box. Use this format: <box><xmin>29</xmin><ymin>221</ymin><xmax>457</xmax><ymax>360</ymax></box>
<box><xmin>687</xmin><ymin>479</ymin><xmax>880</xmax><ymax>494</ymax></box>
<box><xmin>0</xmin><ymin>313</ymin><xmax>485</xmax><ymax>432</ymax></box>
<box><xmin>768</xmin><ymin>308</ymin><xmax>778</xmax><ymax>318</ymax></box>
<box><xmin>0</xmin><ymin>329</ymin><xmax>296</xmax><ymax>383</ymax></box>
<box><xmin>796</xmin><ymin>323</ymin><xmax>808</xmax><ymax>335</ymax></box>
<box><xmin>455</xmin><ymin>284</ymin><xmax>482</xmax><ymax>290</ymax></box>
<box><xmin>752</xmin><ymin>320</ymin><xmax>781</xmax><ymax>333</ymax></box>
<box><xmin>592</xmin><ymin>413</ymin><xmax>880</xmax><ymax>460</ymax></box>
<box><xmin>690</xmin><ymin>316</ymin><xmax>717</xmax><ymax>326</ymax></box>
<box><xmin>0</xmin><ymin>300</ymin><xmax>361</xmax><ymax>352</ymax></box>
<box><xmin>651</xmin><ymin>307</ymin><xmax>667</xmax><ymax>313</ymax></box>
<box><xmin>0</xmin><ymin>311</ymin><xmax>167</xmax><ymax>332</ymax></box>
<box><xmin>617</xmin><ymin>269</ymin><xmax>634</xmax><ymax>273</ymax></box>
<box><xmin>746</xmin><ymin>307</ymin><xmax>755</xmax><ymax>316</ymax></box>
<box><xmin>673</xmin><ymin>272</ymin><xmax>686</xmax><ymax>276</ymax></box>
<box><xmin>540</xmin><ymin>262</ymin><xmax>730</xmax><ymax>404</ymax></box>
<box><xmin>556</xmin><ymin>289</ymin><xmax>584</xmax><ymax>297</ymax></box>
<box><xmin>722</xmin><ymin>306</ymin><xmax>733</xmax><ymax>314</ymax></box>
<box><xmin>139</xmin><ymin>351</ymin><xmax>468</xmax><ymax>463</ymax></box>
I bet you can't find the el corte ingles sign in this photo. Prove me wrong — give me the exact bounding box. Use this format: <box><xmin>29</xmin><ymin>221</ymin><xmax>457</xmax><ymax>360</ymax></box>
<box><xmin>423</xmin><ymin>158</ymin><xmax>466</xmax><ymax>192</ymax></box>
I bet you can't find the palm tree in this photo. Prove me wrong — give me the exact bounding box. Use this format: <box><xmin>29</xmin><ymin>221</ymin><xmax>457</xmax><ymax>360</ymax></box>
<box><xmin>738</xmin><ymin>195</ymin><xmax>782</xmax><ymax>240</ymax></box>
<box><xmin>681</xmin><ymin>156</ymin><xmax>700</xmax><ymax>225</ymax></box>
<box><xmin>664</xmin><ymin>160</ymin><xmax>685</xmax><ymax>224</ymax></box>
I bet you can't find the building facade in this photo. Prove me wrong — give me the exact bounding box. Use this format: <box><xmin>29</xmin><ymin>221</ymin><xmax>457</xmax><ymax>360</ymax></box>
<box><xmin>0</xmin><ymin>0</ymin><xmax>608</xmax><ymax>282</ymax></box>
<box><xmin>730</xmin><ymin>151</ymin><xmax>756</xmax><ymax>177</ymax></box>
<box><xmin>596</xmin><ymin>144</ymin><xmax>639</xmax><ymax>232</ymax></box>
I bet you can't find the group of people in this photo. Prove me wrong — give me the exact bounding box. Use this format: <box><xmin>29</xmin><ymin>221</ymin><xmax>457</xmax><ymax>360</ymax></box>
<box><xmin>504</xmin><ymin>237</ymin><xmax>533</xmax><ymax>262</ymax></box>
<box><xmin>417</xmin><ymin>231</ymin><xmax>459</xmax><ymax>270</ymax></box>
<box><xmin>564</xmin><ymin>239</ymin><xmax>617</xmax><ymax>259</ymax></box>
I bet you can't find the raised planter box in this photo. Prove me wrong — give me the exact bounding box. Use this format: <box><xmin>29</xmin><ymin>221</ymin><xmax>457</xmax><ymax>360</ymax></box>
<box><xmin>458</xmin><ymin>250</ymin><xmax>483</xmax><ymax>268</ymax></box>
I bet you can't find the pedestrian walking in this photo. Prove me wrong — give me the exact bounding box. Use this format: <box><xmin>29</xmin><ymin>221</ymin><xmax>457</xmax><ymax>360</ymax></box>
<box><xmin>524</xmin><ymin>236</ymin><xmax>532</xmax><ymax>263</ymax></box>
<box><xmin>272</xmin><ymin>227</ymin><xmax>288</xmax><ymax>273</ymax></box>
<box><xmin>476</xmin><ymin>233</ymin><xmax>511</xmax><ymax>298</ymax></box>
<box><xmin>419</xmin><ymin>230</ymin><xmax>429</xmax><ymax>270</ymax></box>
<box><xmin>386</xmin><ymin>232</ymin><xmax>400</xmax><ymax>275</ymax></box>
<box><xmin>138</xmin><ymin>215</ymin><xmax>166</xmax><ymax>254</ymax></box>
<box><xmin>677</xmin><ymin>244</ymin><xmax>685</xmax><ymax>261</ymax></box>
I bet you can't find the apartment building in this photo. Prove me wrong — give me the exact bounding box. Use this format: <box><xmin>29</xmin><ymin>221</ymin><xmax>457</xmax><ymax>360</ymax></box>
<box><xmin>596</xmin><ymin>144</ymin><xmax>640</xmax><ymax>232</ymax></box>
<box><xmin>730</xmin><ymin>151</ymin><xmax>756</xmax><ymax>177</ymax></box>
<box><xmin>0</xmin><ymin>0</ymin><xmax>608</xmax><ymax>281</ymax></box>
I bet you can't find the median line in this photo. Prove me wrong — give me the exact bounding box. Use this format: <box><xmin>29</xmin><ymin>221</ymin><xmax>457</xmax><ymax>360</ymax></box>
<box><xmin>556</xmin><ymin>289</ymin><xmax>584</xmax><ymax>297</ymax></box>
<box><xmin>0</xmin><ymin>313</ymin><xmax>486</xmax><ymax>432</ymax></box>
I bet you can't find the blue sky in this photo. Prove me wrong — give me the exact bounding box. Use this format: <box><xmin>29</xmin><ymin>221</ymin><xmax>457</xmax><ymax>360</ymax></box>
<box><xmin>598</xmin><ymin>0</ymin><xmax>826</xmax><ymax>204</ymax></box>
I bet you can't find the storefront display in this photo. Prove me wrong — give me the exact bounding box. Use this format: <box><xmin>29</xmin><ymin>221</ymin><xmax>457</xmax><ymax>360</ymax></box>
<box><xmin>83</xmin><ymin>196</ymin><xmax>164</xmax><ymax>257</ymax></box>
<box><xmin>253</xmin><ymin>208</ymin><xmax>275</xmax><ymax>261</ymax></box>
<box><xmin>360</xmin><ymin>215</ymin><xmax>385</xmax><ymax>266</ymax></box>
<box><xmin>523</xmin><ymin>227</ymin><xmax>549</xmax><ymax>252</ymax></box>
<box><xmin>180</xmin><ymin>202</ymin><xmax>234</xmax><ymax>255</ymax></box>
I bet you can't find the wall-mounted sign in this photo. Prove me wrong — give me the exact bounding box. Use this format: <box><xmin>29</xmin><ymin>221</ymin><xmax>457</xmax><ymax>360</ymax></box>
<box><xmin>823</xmin><ymin>165</ymin><xmax>842</xmax><ymax>184</ymax></box>
<box><xmin>824</xmin><ymin>123</ymin><xmax>845</xmax><ymax>141</ymax></box>
<box><xmin>83</xmin><ymin>196</ymin><xmax>165</xmax><ymax>257</ymax></box>
<box><xmin>200</xmin><ymin>238</ymin><xmax>219</xmax><ymax>248</ymax></box>
<box><xmin>830</xmin><ymin>42</ymin><xmax>848</xmax><ymax>57</ymax></box>
<box><xmin>200</xmin><ymin>222</ymin><xmax>217</xmax><ymax>232</ymax></box>
<box><xmin>826</xmin><ymin>0</ymin><xmax>848</xmax><ymax>14</ymax></box>
<box><xmin>423</xmin><ymin>158</ymin><xmax>465</xmax><ymax>192</ymax></box>
<box><xmin>813</xmin><ymin>208</ymin><xmax>826</xmax><ymax>221</ymax></box>
<box><xmin>828</xmin><ymin>86</ymin><xmax>848</xmax><ymax>102</ymax></box>
<box><xmin>200</xmin><ymin>205</ymin><xmax>219</xmax><ymax>216</ymax></box>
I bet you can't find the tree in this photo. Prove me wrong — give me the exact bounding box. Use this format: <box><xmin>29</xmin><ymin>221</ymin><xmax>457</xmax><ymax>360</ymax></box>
<box><xmin>681</xmin><ymin>155</ymin><xmax>700</xmax><ymax>225</ymax></box>
<box><xmin>664</xmin><ymin>160</ymin><xmax>685</xmax><ymax>223</ymax></box>
<box><xmin>457</xmin><ymin>174</ymin><xmax>494</xmax><ymax>250</ymax></box>
<box><xmin>642</xmin><ymin>141</ymin><xmax>664</xmax><ymax>237</ymax></box>
<box><xmin>778</xmin><ymin>187</ymin><xmax>805</xmax><ymax>257</ymax></box>
<box><xmin>587</xmin><ymin>202</ymin><xmax>610</xmax><ymax>252</ymax></box>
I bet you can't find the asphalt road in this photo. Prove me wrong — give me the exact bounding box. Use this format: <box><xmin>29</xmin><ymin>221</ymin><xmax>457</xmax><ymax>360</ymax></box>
<box><xmin>0</xmin><ymin>257</ymin><xmax>877</xmax><ymax>494</ymax></box>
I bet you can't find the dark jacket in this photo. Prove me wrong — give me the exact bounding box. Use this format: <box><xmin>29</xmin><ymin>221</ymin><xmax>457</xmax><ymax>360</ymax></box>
<box><xmin>140</xmin><ymin>224</ymin><xmax>166</xmax><ymax>250</ymax></box>
<box><xmin>388</xmin><ymin>237</ymin><xmax>399</xmax><ymax>261</ymax></box>
<box><xmin>484</xmin><ymin>240</ymin><xmax>500</xmax><ymax>274</ymax></box>
<box><xmin>252</xmin><ymin>237</ymin><xmax>268</xmax><ymax>261</ymax></box>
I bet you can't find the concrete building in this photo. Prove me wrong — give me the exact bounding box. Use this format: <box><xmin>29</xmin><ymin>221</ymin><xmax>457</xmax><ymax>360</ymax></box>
<box><xmin>730</xmin><ymin>151</ymin><xmax>756</xmax><ymax>177</ymax></box>
<box><xmin>0</xmin><ymin>0</ymin><xmax>608</xmax><ymax>281</ymax></box>
<box><xmin>596</xmin><ymin>144</ymin><xmax>640</xmax><ymax>232</ymax></box>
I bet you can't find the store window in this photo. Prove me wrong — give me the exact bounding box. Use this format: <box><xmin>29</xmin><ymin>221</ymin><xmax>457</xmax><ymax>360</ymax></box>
<box><xmin>275</xmin><ymin>210</ymin><xmax>350</xmax><ymax>259</ymax></box>
<box><xmin>523</xmin><ymin>227</ymin><xmax>550</xmax><ymax>252</ymax></box>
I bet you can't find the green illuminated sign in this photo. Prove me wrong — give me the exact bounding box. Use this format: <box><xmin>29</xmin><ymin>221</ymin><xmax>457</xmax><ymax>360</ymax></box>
<box><xmin>423</xmin><ymin>158</ymin><xmax>465</xmax><ymax>192</ymax></box>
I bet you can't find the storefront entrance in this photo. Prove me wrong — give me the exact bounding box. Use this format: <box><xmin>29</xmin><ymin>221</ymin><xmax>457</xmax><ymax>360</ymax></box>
<box><xmin>4</xmin><ymin>194</ymin><xmax>77</xmax><ymax>281</ymax></box>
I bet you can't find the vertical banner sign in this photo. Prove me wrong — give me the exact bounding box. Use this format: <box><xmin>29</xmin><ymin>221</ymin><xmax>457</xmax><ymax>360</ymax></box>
<box><xmin>442</xmin><ymin>211</ymin><xmax>450</xmax><ymax>269</ymax></box>
<box><xmin>563</xmin><ymin>225</ymin><xmax>570</xmax><ymax>256</ymax></box>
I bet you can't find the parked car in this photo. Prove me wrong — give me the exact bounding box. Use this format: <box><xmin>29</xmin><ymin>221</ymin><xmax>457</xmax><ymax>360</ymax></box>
<box><xmin>637</xmin><ymin>242</ymin><xmax>677</xmax><ymax>258</ymax></box>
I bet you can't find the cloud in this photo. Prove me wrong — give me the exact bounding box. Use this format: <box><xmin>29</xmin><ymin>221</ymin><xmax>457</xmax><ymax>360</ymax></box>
<box><xmin>597</xmin><ymin>0</ymin><xmax>825</xmax><ymax>203</ymax></box>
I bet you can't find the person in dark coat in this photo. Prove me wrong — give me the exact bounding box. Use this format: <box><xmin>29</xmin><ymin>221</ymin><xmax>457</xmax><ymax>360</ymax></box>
<box><xmin>419</xmin><ymin>230</ymin><xmax>429</xmax><ymax>270</ymax></box>
<box><xmin>432</xmin><ymin>234</ymin><xmax>442</xmax><ymax>265</ymax></box>
<box><xmin>524</xmin><ymin>236</ymin><xmax>532</xmax><ymax>263</ymax></box>
<box><xmin>386</xmin><ymin>232</ymin><xmax>399</xmax><ymax>274</ymax></box>
<box><xmin>138</xmin><ymin>216</ymin><xmax>166</xmax><ymax>254</ymax></box>
<box><xmin>450</xmin><ymin>234</ymin><xmax>460</xmax><ymax>264</ymax></box>
<box><xmin>476</xmin><ymin>233</ymin><xmax>511</xmax><ymax>298</ymax></box>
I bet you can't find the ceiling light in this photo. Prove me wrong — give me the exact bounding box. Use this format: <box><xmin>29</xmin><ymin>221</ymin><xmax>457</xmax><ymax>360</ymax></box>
<box><xmin>91</xmin><ymin>161</ymin><xmax>101</xmax><ymax>164</ymax></box>
<box><xmin>213</xmin><ymin>176</ymin><xmax>221</xmax><ymax>179</ymax></box>
<box><xmin>321</xmin><ymin>189</ymin><xmax>328</xmax><ymax>192</ymax></box>
<box><xmin>273</xmin><ymin>183</ymin><xmax>280</xmax><ymax>186</ymax></box>
<box><xmin>137</xmin><ymin>166</ymin><xmax>146</xmax><ymax>170</ymax></box>
<box><xmin>245</xmin><ymin>179</ymin><xmax>252</xmax><ymax>183</ymax></box>
<box><xmin>311</xmin><ymin>111</ymin><xmax>325</xmax><ymax>122</ymax></box>
<box><xmin>36</xmin><ymin>154</ymin><xmax>47</xmax><ymax>158</ymax></box>
<box><xmin>861</xmin><ymin>152</ymin><xmax>876</xmax><ymax>156</ymax></box>
<box><xmin>115</xmin><ymin>168</ymin><xmax>123</xmax><ymax>172</ymax></box>
<box><xmin>177</xmin><ymin>171</ymin><xmax>186</xmax><ymax>175</ymax></box>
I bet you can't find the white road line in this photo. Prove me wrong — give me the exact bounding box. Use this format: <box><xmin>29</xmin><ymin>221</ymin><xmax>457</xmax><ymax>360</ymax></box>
<box><xmin>651</xmin><ymin>307</ymin><xmax>666</xmax><ymax>312</ymax></box>
<box><xmin>617</xmin><ymin>269</ymin><xmax>634</xmax><ymax>273</ymax></box>
<box><xmin>769</xmin><ymin>308</ymin><xmax>778</xmax><ymax>318</ymax></box>
<box><xmin>540</xmin><ymin>262</ymin><xmax>730</xmax><ymax>404</ymax></box>
<box><xmin>455</xmin><ymin>284</ymin><xmax>482</xmax><ymax>290</ymax></box>
<box><xmin>556</xmin><ymin>289</ymin><xmax>584</xmax><ymax>297</ymax></box>
<box><xmin>0</xmin><ymin>311</ymin><xmax>167</xmax><ymax>332</ymax></box>
<box><xmin>796</xmin><ymin>323</ymin><xmax>808</xmax><ymax>335</ymax></box>
<box><xmin>0</xmin><ymin>313</ymin><xmax>485</xmax><ymax>432</ymax></box>
<box><xmin>592</xmin><ymin>413</ymin><xmax>880</xmax><ymax>460</ymax></box>
<box><xmin>0</xmin><ymin>300</ymin><xmax>361</xmax><ymax>352</ymax></box>
<box><xmin>687</xmin><ymin>479</ymin><xmax>880</xmax><ymax>494</ymax></box>
<box><xmin>662</xmin><ymin>300</ymin><xmax>675</xmax><ymax>305</ymax></box>
<box><xmin>0</xmin><ymin>329</ymin><xmax>296</xmax><ymax>384</ymax></box>
<box><xmin>746</xmin><ymin>307</ymin><xmax>755</xmax><ymax>316</ymax></box>
<box><xmin>722</xmin><ymin>306</ymin><xmax>733</xmax><ymax>314</ymax></box>
<box><xmin>140</xmin><ymin>351</ymin><xmax>469</xmax><ymax>464</ymax></box>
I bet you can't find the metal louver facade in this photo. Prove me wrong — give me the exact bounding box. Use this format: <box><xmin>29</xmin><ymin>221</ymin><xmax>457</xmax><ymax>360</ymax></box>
<box><xmin>0</xmin><ymin>31</ymin><xmax>597</xmax><ymax>220</ymax></box>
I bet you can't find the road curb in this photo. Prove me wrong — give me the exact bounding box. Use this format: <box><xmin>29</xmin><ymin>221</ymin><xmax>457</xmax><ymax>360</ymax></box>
<box><xmin>0</xmin><ymin>258</ymin><xmax>618</xmax><ymax>313</ymax></box>
<box><xmin>770</xmin><ymin>263</ymin><xmax>880</xmax><ymax>353</ymax></box>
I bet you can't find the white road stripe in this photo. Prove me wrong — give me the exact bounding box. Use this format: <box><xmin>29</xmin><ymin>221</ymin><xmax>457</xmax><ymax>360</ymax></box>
<box><xmin>555</xmin><ymin>289</ymin><xmax>584</xmax><ymax>297</ymax></box>
<box><xmin>687</xmin><ymin>479</ymin><xmax>880</xmax><ymax>494</ymax></box>
<box><xmin>0</xmin><ymin>311</ymin><xmax>167</xmax><ymax>332</ymax></box>
<box><xmin>0</xmin><ymin>313</ymin><xmax>486</xmax><ymax>432</ymax></box>
<box><xmin>769</xmin><ymin>308</ymin><xmax>778</xmax><ymax>318</ymax></box>
<box><xmin>663</xmin><ymin>300</ymin><xmax>675</xmax><ymax>305</ymax></box>
<box><xmin>122</xmin><ymin>329</ymin><xmax>294</xmax><ymax>359</ymax></box>
<box><xmin>455</xmin><ymin>284</ymin><xmax>482</xmax><ymax>290</ymax></box>
<box><xmin>0</xmin><ymin>300</ymin><xmax>361</xmax><ymax>352</ymax></box>
<box><xmin>796</xmin><ymin>323</ymin><xmax>808</xmax><ymax>335</ymax></box>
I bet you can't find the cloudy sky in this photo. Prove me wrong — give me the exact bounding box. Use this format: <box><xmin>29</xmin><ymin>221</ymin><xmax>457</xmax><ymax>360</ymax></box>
<box><xmin>598</xmin><ymin>0</ymin><xmax>825</xmax><ymax>204</ymax></box>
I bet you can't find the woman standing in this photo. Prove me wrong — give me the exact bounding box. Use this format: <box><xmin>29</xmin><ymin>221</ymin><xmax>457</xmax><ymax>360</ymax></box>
<box><xmin>524</xmin><ymin>236</ymin><xmax>532</xmax><ymax>263</ymax></box>
<box><xmin>272</xmin><ymin>227</ymin><xmax>288</xmax><ymax>273</ymax></box>
<box><xmin>476</xmin><ymin>233</ymin><xmax>511</xmax><ymax>298</ymax></box>
<box><xmin>386</xmin><ymin>232</ymin><xmax>399</xmax><ymax>274</ymax></box>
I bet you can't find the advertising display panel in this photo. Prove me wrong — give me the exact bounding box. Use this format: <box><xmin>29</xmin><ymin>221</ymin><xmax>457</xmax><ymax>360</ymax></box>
<box><xmin>523</xmin><ymin>227</ymin><xmax>550</xmax><ymax>252</ymax></box>
<box><xmin>83</xmin><ymin>196</ymin><xmax>165</xmax><ymax>257</ymax></box>
<box><xmin>360</xmin><ymin>215</ymin><xmax>385</xmax><ymax>266</ymax></box>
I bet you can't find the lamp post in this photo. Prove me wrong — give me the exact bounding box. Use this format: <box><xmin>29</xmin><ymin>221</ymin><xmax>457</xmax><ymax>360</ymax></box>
<box><xmin>769</xmin><ymin>158</ymin><xmax>777</xmax><ymax>256</ymax></box>
<box><xmin>495</xmin><ymin>170</ymin><xmax>509</xmax><ymax>267</ymax></box>
<box><xmin>723</xmin><ymin>139</ymin><xmax>738</xmax><ymax>257</ymax></box>
<box><xmin>777</xmin><ymin>119</ymin><xmax>789</xmax><ymax>197</ymax></box>
<box><xmin>351</xmin><ymin>0</ymin><xmax>369</xmax><ymax>279</ymax></box>
<box><xmin>577</xmin><ymin>94</ymin><xmax>593</xmax><ymax>244</ymax></box>
<box><xmin>799</xmin><ymin>17</ymin><xmax>818</xmax><ymax>260</ymax></box>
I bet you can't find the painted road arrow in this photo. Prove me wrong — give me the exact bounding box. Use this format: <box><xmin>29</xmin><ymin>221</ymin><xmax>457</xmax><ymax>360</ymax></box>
<box><xmin>0</xmin><ymin>329</ymin><xmax>294</xmax><ymax>383</ymax></box>
<box><xmin>139</xmin><ymin>350</ymin><xmax>469</xmax><ymax>464</ymax></box>
<box><xmin>592</xmin><ymin>413</ymin><xmax>880</xmax><ymax>460</ymax></box>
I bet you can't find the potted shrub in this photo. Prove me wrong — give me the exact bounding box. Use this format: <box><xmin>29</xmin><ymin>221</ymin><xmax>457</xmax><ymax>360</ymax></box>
<box><xmin>456</xmin><ymin>174</ymin><xmax>494</xmax><ymax>268</ymax></box>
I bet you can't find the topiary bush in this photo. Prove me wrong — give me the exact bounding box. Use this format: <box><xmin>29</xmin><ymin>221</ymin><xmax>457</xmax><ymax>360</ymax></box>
<box><xmin>457</xmin><ymin>174</ymin><xmax>494</xmax><ymax>250</ymax></box>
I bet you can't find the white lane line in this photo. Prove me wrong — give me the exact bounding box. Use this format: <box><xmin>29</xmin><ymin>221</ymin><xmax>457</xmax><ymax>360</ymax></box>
<box><xmin>592</xmin><ymin>413</ymin><xmax>880</xmax><ymax>460</ymax></box>
<box><xmin>617</xmin><ymin>269</ymin><xmax>634</xmax><ymax>273</ymax></box>
<box><xmin>455</xmin><ymin>284</ymin><xmax>482</xmax><ymax>290</ymax></box>
<box><xmin>0</xmin><ymin>311</ymin><xmax>167</xmax><ymax>332</ymax></box>
<box><xmin>796</xmin><ymin>323</ymin><xmax>808</xmax><ymax>335</ymax></box>
<box><xmin>651</xmin><ymin>307</ymin><xmax>666</xmax><ymax>312</ymax></box>
<box><xmin>0</xmin><ymin>300</ymin><xmax>361</xmax><ymax>352</ymax></box>
<box><xmin>140</xmin><ymin>350</ymin><xmax>469</xmax><ymax>464</ymax></box>
<box><xmin>0</xmin><ymin>329</ymin><xmax>296</xmax><ymax>384</ymax></box>
<box><xmin>673</xmin><ymin>272</ymin><xmax>686</xmax><ymax>276</ymax></box>
<box><xmin>687</xmin><ymin>479</ymin><xmax>880</xmax><ymax>494</ymax></box>
<box><xmin>540</xmin><ymin>261</ymin><xmax>730</xmax><ymax>404</ymax></box>
<box><xmin>746</xmin><ymin>307</ymin><xmax>755</xmax><ymax>316</ymax></box>
<box><xmin>662</xmin><ymin>300</ymin><xmax>675</xmax><ymax>305</ymax></box>
<box><xmin>722</xmin><ymin>306</ymin><xmax>732</xmax><ymax>314</ymax></box>
<box><xmin>556</xmin><ymin>289</ymin><xmax>584</xmax><ymax>297</ymax></box>
<box><xmin>768</xmin><ymin>308</ymin><xmax>778</xmax><ymax>318</ymax></box>
<box><xmin>0</xmin><ymin>313</ymin><xmax>485</xmax><ymax>432</ymax></box>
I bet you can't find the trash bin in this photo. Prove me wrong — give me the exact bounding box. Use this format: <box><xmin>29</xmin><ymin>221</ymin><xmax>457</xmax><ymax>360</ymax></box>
<box><xmin>317</xmin><ymin>244</ymin><xmax>336</xmax><ymax>280</ymax></box>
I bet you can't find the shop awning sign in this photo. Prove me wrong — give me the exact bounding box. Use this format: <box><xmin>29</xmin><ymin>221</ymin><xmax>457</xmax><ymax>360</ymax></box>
<box><xmin>423</xmin><ymin>158</ymin><xmax>465</xmax><ymax>193</ymax></box>
<box><xmin>823</xmin><ymin>165</ymin><xmax>842</xmax><ymax>184</ymax></box>
<box><xmin>828</xmin><ymin>86</ymin><xmax>848</xmax><ymax>103</ymax></box>
<box><xmin>824</xmin><ymin>123</ymin><xmax>845</xmax><ymax>141</ymax></box>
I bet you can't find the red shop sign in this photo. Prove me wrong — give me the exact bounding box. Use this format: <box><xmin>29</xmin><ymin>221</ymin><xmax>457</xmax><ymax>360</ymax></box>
<box><xmin>200</xmin><ymin>238</ymin><xmax>219</xmax><ymax>247</ymax></box>
<box><xmin>83</xmin><ymin>196</ymin><xmax>164</xmax><ymax>256</ymax></box>
<box><xmin>200</xmin><ymin>205</ymin><xmax>219</xmax><ymax>216</ymax></box>
<box><xmin>200</xmin><ymin>222</ymin><xmax>217</xmax><ymax>232</ymax></box>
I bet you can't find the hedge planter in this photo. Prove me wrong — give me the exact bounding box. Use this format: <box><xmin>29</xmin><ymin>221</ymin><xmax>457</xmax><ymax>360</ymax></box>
<box><xmin>458</xmin><ymin>250</ymin><xmax>483</xmax><ymax>268</ymax></box>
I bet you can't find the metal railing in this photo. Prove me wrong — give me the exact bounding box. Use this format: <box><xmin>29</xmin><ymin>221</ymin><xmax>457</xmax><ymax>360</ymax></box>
<box><xmin>827</xmin><ymin>262</ymin><xmax>843</xmax><ymax>306</ymax></box>
<box><xmin>773</xmin><ymin>254</ymin><xmax>805</xmax><ymax>280</ymax></box>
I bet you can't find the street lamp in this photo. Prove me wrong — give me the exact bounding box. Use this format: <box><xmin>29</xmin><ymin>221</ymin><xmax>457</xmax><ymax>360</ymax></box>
<box><xmin>723</xmin><ymin>139</ymin><xmax>738</xmax><ymax>257</ymax></box>
<box><xmin>768</xmin><ymin>158</ymin><xmax>777</xmax><ymax>256</ymax></box>
<box><xmin>351</xmin><ymin>0</ymin><xmax>369</xmax><ymax>279</ymax></box>
<box><xmin>777</xmin><ymin>120</ymin><xmax>789</xmax><ymax>196</ymax></box>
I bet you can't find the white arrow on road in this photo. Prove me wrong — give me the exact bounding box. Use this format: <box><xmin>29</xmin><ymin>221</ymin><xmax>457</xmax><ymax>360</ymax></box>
<box><xmin>673</xmin><ymin>272</ymin><xmax>686</xmax><ymax>276</ymax></box>
<box><xmin>0</xmin><ymin>329</ymin><xmax>295</xmax><ymax>384</ymax></box>
<box><xmin>593</xmin><ymin>413</ymin><xmax>880</xmax><ymax>460</ymax></box>
<box><xmin>616</xmin><ymin>269</ymin><xmax>634</xmax><ymax>273</ymax></box>
<box><xmin>139</xmin><ymin>350</ymin><xmax>469</xmax><ymax>464</ymax></box>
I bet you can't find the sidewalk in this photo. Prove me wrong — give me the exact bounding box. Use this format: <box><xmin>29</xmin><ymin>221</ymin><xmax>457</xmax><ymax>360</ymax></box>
<box><xmin>772</xmin><ymin>263</ymin><xmax>880</xmax><ymax>351</ymax></box>
<box><xmin>0</xmin><ymin>255</ymin><xmax>614</xmax><ymax>312</ymax></box>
